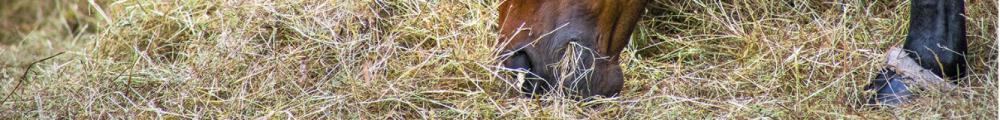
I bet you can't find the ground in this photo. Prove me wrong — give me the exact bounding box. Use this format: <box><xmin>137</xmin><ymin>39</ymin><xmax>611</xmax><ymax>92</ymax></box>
<box><xmin>0</xmin><ymin>0</ymin><xmax>996</xmax><ymax>119</ymax></box>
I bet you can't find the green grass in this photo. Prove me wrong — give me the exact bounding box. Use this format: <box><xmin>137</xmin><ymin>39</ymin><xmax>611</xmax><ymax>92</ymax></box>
<box><xmin>0</xmin><ymin>0</ymin><xmax>996</xmax><ymax>119</ymax></box>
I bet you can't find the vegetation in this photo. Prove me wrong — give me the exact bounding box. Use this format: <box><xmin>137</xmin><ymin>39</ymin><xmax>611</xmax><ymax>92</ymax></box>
<box><xmin>1</xmin><ymin>0</ymin><xmax>996</xmax><ymax>119</ymax></box>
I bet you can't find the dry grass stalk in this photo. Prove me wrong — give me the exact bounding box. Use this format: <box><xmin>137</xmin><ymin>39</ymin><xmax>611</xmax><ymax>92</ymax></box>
<box><xmin>883</xmin><ymin>46</ymin><xmax>960</xmax><ymax>91</ymax></box>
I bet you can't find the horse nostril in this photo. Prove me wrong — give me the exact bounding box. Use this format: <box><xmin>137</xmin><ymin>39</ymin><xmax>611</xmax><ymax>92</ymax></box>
<box><xmin>503</xmin><ymin>51</ymin><xmax>532</xmax><ymax>71</ymax></box>
<box><xmin>503</xmin><ymin>51</ymin><xmax>552</xmax><ymax>97</ymax></box>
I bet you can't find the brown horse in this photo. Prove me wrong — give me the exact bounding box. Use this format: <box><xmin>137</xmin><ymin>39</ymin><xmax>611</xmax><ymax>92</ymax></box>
<box><xmin>498</xmin><ymin>0</ymin><xmax>647</xmax><ymax>99</ymax></box>
<box><xmin>498</xmin><ymin>0</ymin><xmax>967</xmax><ymax>105</ymax></box>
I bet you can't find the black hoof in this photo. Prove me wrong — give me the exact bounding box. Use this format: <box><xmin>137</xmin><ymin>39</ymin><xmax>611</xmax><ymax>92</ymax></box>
<box><xmin>865</xmin><ymin>69</ymin><xmax>913</xmax><ymax>106</ymax></box>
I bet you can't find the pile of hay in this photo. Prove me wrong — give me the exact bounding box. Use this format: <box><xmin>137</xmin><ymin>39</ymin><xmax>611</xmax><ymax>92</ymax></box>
<box><xmin>0</xmin><ymin>0</ymin><xmax>996</xmax><ymax>119</ymax></box>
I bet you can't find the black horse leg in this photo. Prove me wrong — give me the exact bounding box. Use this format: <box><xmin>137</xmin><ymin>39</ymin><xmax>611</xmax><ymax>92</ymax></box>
<box><xmin>867</xmin><ymin>0</ymin><xmax>967</xmax><ymax>105</ymax></box>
